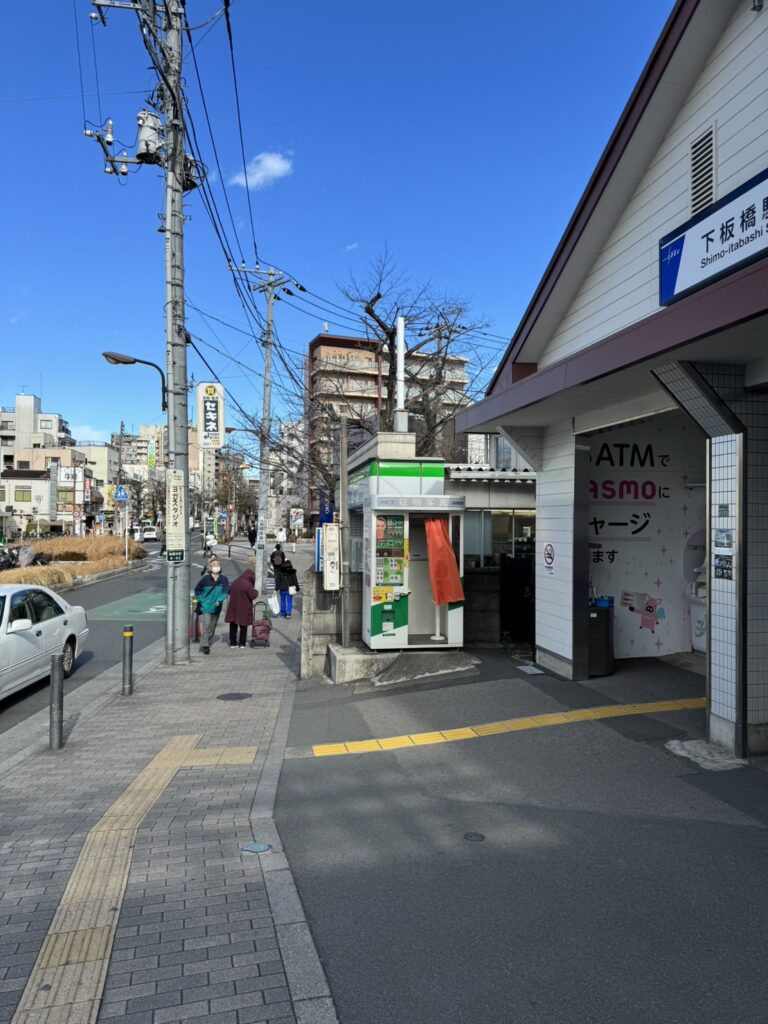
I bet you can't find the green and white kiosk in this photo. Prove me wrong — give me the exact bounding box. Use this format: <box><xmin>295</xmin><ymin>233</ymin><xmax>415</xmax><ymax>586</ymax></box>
<box><xmin>347</xmin><ymin>433</ymin><xmax>465</xmax><ymax>650</ymax></box>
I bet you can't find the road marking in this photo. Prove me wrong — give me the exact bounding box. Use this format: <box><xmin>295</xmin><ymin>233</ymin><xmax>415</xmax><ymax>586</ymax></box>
<box><xmin>85</xmin><ymin>589</ymin><xmax>168</xmax><ymax>622</ymax></box>
<box><xmin>311</xmin><ymin>697</ymin><xmax>707</xmax><ymax>758</ymax></box>
<box><xmin>11</xmin><ymin>736</ymin><xmax>258</xmax><ymax>1024</ymax></box>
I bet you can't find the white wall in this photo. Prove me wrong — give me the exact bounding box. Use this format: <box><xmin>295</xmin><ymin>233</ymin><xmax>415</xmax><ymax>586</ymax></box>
<box><xmin>539</xmin><ymin>5</ymin><xmax>768</xmax><ymax>368</ymax></box>
<box><xmin>535</xmin><ymin>421</ymin><xmax>578</xmax><ymax>661</ymax></box>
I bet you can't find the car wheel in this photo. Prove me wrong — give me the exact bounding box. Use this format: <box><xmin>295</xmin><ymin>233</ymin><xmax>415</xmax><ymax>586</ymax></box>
<box><xmin>62</xmin><ymin>638</ymin><xmax>76</xmax><ymax>678</ymax></box>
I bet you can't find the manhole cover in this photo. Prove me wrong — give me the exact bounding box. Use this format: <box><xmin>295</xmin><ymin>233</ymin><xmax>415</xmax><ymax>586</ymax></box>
<box><xmin>464</xmin><ymin>832</ymin><xmax>485</xmax><ymax>842</ymax></box>
<box><xmin>242</xmin><ymin>842</ymin><xmax>271</xmax><ymax>854</ymax></box>
<box><xmin>216</xmin><ymin>692</ymin><xmax>254</xmax><ymax>701</ymax></box>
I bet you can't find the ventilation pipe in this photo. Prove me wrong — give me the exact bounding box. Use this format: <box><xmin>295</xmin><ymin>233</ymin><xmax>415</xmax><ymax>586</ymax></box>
<box><xmin>394</xmin><ymin>315</ymin><xmax>408</xmax><ymax>432</ymax></box>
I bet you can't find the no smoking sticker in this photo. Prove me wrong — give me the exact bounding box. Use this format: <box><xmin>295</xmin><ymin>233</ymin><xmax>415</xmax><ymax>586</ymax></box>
<box><xmin>544</xmin><ymin>543</ymin><xmax>555</xmax><ymax>576</ymax></box>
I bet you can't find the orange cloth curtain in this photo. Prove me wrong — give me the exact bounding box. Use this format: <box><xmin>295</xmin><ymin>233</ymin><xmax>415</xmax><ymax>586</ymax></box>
<box><xmin>424</xmin><ymin>518</ymin><xmax>464</xmax><ymax>605</ymax></box>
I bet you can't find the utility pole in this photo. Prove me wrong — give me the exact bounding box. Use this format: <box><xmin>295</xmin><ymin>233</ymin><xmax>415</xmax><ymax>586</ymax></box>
<box><xmin>161</xmin><ymin>4</ymin><xmax>191</xmax><ymax>665</ymax></box>
<box><xmin>232</xmin><ymin>266</ymin><xmax>289</xmax><ymax>596</ymax></box>
<box><xmin>87</xmin><ymin>0</ymin><xmax>192</xmax><ymax>664</ymax></box>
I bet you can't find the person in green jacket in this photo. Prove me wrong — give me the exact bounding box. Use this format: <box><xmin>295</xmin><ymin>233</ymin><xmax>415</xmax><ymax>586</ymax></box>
<box><xmin>194</xmin><ymin>560</ymin><xmax>230</xmax><ymax>654</ymax></box>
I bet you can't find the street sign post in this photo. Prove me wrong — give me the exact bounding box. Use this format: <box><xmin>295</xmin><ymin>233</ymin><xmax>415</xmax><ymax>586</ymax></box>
<box><xmin>165</xmin><ymin>470</ymin><xmax>186</xmax><ymax>563</ymax></box>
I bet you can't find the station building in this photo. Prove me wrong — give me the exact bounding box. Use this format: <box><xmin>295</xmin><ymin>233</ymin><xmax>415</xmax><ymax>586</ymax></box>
<box><xmin>456</xmin><ymin>0</ymin><xmax>768</xmax><ymax>755</ymax></box>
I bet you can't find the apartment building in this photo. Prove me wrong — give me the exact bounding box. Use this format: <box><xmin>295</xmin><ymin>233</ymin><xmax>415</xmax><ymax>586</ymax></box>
<box><xmin>306</xmin><ymin>333</ymin><xmax>470</xmax><ymax>520</ymax></box>
<box><xmin>0</xmin><ymin>394</ymin><xmax>74</xmax><ymax>469</ymax></box>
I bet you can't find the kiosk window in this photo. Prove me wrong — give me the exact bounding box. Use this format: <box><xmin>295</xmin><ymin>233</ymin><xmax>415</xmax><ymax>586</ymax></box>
<box><xmin>374</xmin><ymin>515</ymin><xmax>405</xmax><ymax>586</ymax></box>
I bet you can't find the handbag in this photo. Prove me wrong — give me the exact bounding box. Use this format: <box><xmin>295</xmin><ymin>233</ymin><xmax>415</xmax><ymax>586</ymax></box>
<box><xmin>268</xmin><ymin>592</ymin><xmax>280</xmax><ymax>615</ymax></box>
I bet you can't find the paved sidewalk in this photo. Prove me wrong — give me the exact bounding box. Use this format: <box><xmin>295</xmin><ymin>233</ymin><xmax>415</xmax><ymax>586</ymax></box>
<box><xmin>0</xmin><ymin>551</ymin><xmax>336</xmax><ymax>1024</ymax></box>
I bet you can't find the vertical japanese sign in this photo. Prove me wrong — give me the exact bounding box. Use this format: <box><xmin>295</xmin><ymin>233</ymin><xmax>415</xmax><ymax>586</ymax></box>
<box><xmin>289</xmin><ymin>508</ymin><xmax>304</xmax><ymax>532</ymax></box>
<box><xmin>165</xmin><ymin>469</ymin><xmax>186</xmax><ymax>562</ymax></box>
<box><xmin>196</xmin><ymin>382</ymin><xmax>225</xmax><ymax>449</ymax></box>
<box><xmin>147</xmin><ymin>439</ymin><xmax>156</xmax><ymax>469</ymax></box>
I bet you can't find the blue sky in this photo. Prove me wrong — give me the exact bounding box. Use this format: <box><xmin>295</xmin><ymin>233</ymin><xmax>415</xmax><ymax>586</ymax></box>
<box><xmin>1</xmin><ymin>0</ymin><xmax>676</xmax><ymax>444</ymax></box>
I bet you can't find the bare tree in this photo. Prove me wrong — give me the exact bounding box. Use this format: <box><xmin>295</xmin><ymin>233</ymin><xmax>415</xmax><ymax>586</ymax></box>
<box><xmin>339</xmin><ymin>246</ymin><xmax>494</xmax><ymax>456</ymax></box>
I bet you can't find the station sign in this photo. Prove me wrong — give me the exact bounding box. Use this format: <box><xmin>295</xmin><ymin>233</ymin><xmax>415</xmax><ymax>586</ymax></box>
<box><xmin>659</xmin><ymin>166</ymin><xmax>768</xmax><ymax>305</ymax></box>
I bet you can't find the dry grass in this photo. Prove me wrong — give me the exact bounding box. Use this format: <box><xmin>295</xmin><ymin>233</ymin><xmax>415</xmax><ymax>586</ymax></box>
<box><xmin>30</xmin><ymin>536</ymin><xmax>146</xmax><ymax>562</ymax></box>
<box><xmin>0</xmin><ymin>537</ymin><xmax>147</xmax><ymax>588</ymax></box>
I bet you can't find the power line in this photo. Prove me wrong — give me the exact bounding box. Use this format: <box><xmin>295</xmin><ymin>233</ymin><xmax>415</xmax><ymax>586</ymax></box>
<box><xmin>71</xmin><ymin>0</ymin><xmax>87</xmax><ymax>128</ymax></box>
<box><xmin>223</xmin><ymin>1</ymin><xmax>259</xmax><ymax>264</ymax></box>
<box><xmin>184</xmin><ymin>24</ymin><xmax>246</xmax><ymax>268</ymax></box>
<box><xmin>88</xmin><ymin>15</ymin><xmax>104</xmax><ymax>126</ymax></box>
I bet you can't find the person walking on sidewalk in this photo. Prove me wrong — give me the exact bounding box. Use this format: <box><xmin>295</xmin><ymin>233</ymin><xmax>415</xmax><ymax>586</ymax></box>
<box><xmin>277</xmin><ymin>558</ymin><xmax>300</xmax><ymax>618</ymax></box>
<box><xmin>270</xmin><ymin>543</ymin><xmax>285</xmax><ymax>588</ymax></box>
<box><xmin>247</xmin><ymin>523</ymin><xmax>257</xmax><ymax>550</ymax></box>
<box><xmin>225</xmin><ymin>568</ymin><xmax>259</xmax><ymax>647</ymax></box>
<box><xmin>194</xmin><ymin>560</ymin><xmax>230</xmax><ymax>654</ymax></box>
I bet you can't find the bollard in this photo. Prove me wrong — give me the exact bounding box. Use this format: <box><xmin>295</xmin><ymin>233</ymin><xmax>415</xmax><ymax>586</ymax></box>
<box><xmin>190</xmin><ymin>597</ymin><xmax>199</xmax><ymax>642</ymax></box>
<box><xmin>122</xmin><ymin>623</ymin><xmax>134</xmax><ymax>695</ymax></box>
<box><xmin>49</xmin><ymin>653</ymin><xmax>64</xmax><ymax>750</ymax></box>
<box><xmin>228</xmin><ymin>543</ymin><xmax>232</xmax><ymax>559</ymax></box>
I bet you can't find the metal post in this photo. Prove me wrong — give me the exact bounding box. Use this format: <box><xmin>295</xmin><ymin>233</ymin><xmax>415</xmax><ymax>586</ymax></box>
<box><xmin>339</xmin><ymin>414</ymin><xmax>351</xmax><ymax>648</ymax></box>
<box><xmin>394</xmin><ymin>316</ymin><xmax>408</xmax><ymax>432</ymax></box>
<box><xmin>122</xmin><ymin>623</ymin><xmax>134</xmax><ymax>695</ymax></box>
<box><xmin>49</xmin><ymin>654</ymin><xmax>64</xmax><ymax>750</ymax></box>
<box><xmin>163</xmin><ymin>5</ymin><xmax>191</xmax><ymax>665</ymax></box>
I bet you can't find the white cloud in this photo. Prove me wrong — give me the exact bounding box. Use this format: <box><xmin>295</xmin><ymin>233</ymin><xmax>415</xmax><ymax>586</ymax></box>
<box><xmin>230</xmin><ymin>152</ymin><xmax>293</xmax><ymax>191</ymax></box>
<box><xmin>344</xmin><ymin>242</ymin><xmax>360</xmax><ymax>252</ymax></box>
<box><xmin>9</xmin><ymin>311</ymin><xmax>28</xmax><ymax>325</ymax></box>
<box><xmin>71</xmin><ymin>425</ymin><xmax>111</xmax><ymax>444</ymax></box>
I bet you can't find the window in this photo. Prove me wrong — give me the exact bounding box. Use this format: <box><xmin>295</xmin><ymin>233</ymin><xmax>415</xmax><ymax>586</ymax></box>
<box><xmin>39</xmin><ymin>419</ymin><xmax>52</xmax><ymax>429</ymax></box>
<box><xmin>0</xmin><ymin>488</ymin><xmax>4</xmax><ymax>502</ymax></box>
<box><xmin>463</xmin><ymin>509</ymin><xmax>536</xmax><ymax>570</ymax></box>
<box><xmin>14</xmin><ymin>488</ymin><xmax>31</xmax><ymax>502</ymax></box>
<box><xmin>29</xmin><ymin>589</ymin><xmax>64</xmax><ymax>622</ymax></box>
<box><xmin>0</xmin><ymin>421</ymin><xmax>13</xmax><ymax>431</ymax></box>
<box><xmin>17</xmin><ymin>461</ymin><xmax>30</xmax><ymax>470</ymax></box>
<box><xmin>10</xmin><ymin>591</ymin><xmax>33</xmax><ymax>623</ymax></box>
<box><xmin>57</xmin><ymin>489</ymin><xmax>74</xmax><ymax>503</ymax></box>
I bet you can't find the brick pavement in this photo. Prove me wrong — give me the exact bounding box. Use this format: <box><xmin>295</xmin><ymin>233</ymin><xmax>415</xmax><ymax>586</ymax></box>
<box><xmin>0</xmin><ymin>548</ymin><xmax>337</xmax><ymax>1024</ymax></box>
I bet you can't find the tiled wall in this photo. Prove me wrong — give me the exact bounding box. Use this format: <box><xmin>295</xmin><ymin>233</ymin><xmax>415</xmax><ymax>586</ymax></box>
<box><xmin>696</xmin><ymin>364</ymin><xmax>768</xmax><ymax>727</ymax></box>
<box><xmin>709</xmin><ymin>433</ymin><xmax>739</xmax><ymax>724</ymax></box>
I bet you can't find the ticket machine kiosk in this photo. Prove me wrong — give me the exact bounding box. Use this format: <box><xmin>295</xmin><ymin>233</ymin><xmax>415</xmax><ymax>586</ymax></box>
<box><xmin>346</xmin><ymin>434</ymin><xmax>465</xmax><ymax>650</ymax></box>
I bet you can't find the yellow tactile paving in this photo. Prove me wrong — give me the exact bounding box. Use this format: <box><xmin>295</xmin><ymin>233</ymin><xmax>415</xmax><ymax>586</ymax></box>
<box><xmin>310</xmin><ymin>697</ymin><xmax>707</xmax><ymax>758</ymax></box>
<box><xmin>440</xmin><ymin>727</ymin><xmax>477</xmax><ymax>741</ymax></box>
<box><xmin>11</xmin><ymin>736</ymin><xmax>259</xmax><ymax>1024</ymax></box>
<box><xmin>13</xmin><ymin>1000</ymin><xmax>99</xmax><ymax>1024</ymax></box>
<box><xmin>37</xmin><ymin>927</ymin><xmax>114</xmax><ymax>969</ymax></box>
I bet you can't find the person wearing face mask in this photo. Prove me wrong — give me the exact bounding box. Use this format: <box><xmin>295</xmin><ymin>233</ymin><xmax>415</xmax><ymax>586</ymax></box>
<box><xmin>194</xmin><ymin>559</ymin><xmax>230</xmax><ymax>654</ymax></box>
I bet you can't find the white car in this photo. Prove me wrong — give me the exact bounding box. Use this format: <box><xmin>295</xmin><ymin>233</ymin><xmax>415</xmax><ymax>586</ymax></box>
<box><xmin>0</xmin><ymin>585</ymin><xmax>89</xmax><ymax>700</ymax></box>
<box><xmin>142</xmin><ymin>526</ymin><xmax>158</xmax><ymax>541</ymax></box>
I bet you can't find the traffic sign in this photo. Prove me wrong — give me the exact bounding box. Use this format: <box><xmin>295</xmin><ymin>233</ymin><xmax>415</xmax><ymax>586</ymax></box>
<box><xmin>114</xmin><ymin>485</ymin><xmax>129</xmax><ymax>502</ymax></box>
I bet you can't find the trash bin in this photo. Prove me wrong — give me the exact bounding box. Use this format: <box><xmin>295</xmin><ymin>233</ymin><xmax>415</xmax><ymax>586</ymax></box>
<box><xmin>589</xmin><ymin>604</ymin><xmax>614</xmax><ymax>677</ymax></box>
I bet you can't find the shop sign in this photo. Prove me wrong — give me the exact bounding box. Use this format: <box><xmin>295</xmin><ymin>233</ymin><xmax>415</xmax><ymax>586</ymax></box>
<box><xmin>659</xmin><ymin>167</ymin><xmax>768</xmax><ymax>305</ymax></box>
<box><xmin>196</xmin><ymin>382</ymin><xmax>225</xmax><ymax>449</ymax></box>
<box><xmin>373</xmin><ymin>496</ymin><xmax>465</xmax><ymax>510</ymax></box>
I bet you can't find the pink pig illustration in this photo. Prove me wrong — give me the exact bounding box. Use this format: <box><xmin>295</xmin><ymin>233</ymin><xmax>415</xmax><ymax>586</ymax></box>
<box><xmin>628</xmin><ymin>594</ymin><xmax>665</xmax><ymax>633</ymax></box>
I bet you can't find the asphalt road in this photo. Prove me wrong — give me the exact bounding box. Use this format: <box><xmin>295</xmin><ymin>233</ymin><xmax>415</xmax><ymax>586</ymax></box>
<box><xmin>276</xmin><ymin>657</ymin><xmax>768</xmax><ymax>1024</ymax></box>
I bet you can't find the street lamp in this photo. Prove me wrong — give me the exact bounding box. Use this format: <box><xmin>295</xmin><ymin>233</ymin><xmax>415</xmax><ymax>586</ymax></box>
<box><xmin>103</xmin><ymin>351</ymin><xmax>168</xmax><ymax>411</ymax></box>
